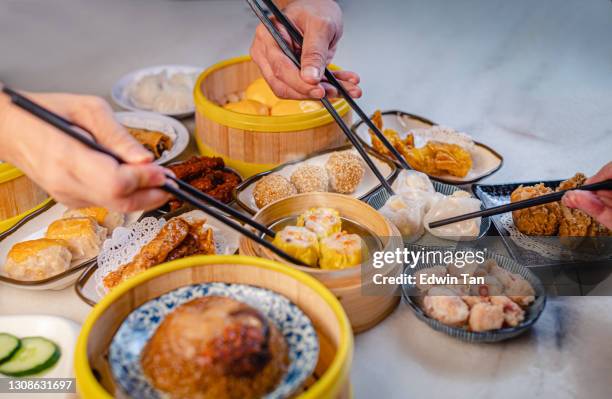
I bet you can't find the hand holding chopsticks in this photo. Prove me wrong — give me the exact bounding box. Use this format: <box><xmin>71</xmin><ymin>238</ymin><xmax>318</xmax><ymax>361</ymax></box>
<box><xmin>246</xmin><ymin>0</ymin><xmax>398</xmax><ymax>195</ymax></box>
<box><xmin>2</xmin><ymin>86</ymin><xmax>308</xmax><ymax>266</ymax></box>
<box><xmin>428</xmin><ymin>180</ymin><xmax>612</xmax><ymax>229</ymax></box>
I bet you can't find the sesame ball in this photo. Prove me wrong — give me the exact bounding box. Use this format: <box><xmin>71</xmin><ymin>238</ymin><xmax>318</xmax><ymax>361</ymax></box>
<box><xmin>325</xmin><ymin>151</ymin><xmax>365</xmax><ymax>194</ymax></box>
<box><xmin>290</xmin><ymin>164</ymin><xmax>329</xmax><ymax>193</ymax></box>
<box><xmin>253</xmin><ymin>174</ymin><xmax>297</xmax><ymax>208</ymax></box>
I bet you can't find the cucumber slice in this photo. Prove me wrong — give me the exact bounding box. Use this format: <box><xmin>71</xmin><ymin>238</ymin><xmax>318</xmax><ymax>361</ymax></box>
<box><xmin>0</xmin><ymin>333</ymin><xmax>21</xmax><ymax>364</ymax></box>
<box><xmin>0</xmin><ymin>337</ymin><xmax>60</xmax><ymax>377</ymax></box>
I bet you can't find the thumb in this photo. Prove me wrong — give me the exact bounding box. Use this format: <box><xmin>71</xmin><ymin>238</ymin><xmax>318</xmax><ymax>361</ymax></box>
<box><xmin>300</xmin><ymin>26</ymin><xmax>330</xmax><ymax>84</ymax></box>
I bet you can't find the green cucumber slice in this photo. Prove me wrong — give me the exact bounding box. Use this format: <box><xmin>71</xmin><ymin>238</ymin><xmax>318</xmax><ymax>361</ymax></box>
<box><xmin>0</xmin><ymin>337</ymin><xmax>60</xmax><ymax>377</ymax></box>
<box><xmin>0</xmin><ymin>333</ymin><xmax>21</xmax><ymax>364</ymax></box>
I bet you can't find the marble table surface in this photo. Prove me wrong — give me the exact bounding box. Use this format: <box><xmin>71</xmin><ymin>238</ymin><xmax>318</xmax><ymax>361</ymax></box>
<box><xmin>1</xmin><ymin>0</ymin><xmax>611</xmax><ymax>398</ymax></box>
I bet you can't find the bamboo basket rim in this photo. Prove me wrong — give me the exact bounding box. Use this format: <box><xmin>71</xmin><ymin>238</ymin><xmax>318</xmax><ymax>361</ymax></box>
<box><xmin>194</xmin><ymin>55</ymin><xmax>351</xmax><ymax>132</ymax></box>
<box><xmin>0</xmin><ymin>162</ymin><xmax>24</xmax><ymax>184</ymax></box>
<box><xmin>0</xmin><ymin>197</ymin><xmax>53</xmax><ymax>235</ymax></box>
<box><xmin>74</xmin><ymin>255</ymin><xmax>353</xmax><ymax>399</ymax></box>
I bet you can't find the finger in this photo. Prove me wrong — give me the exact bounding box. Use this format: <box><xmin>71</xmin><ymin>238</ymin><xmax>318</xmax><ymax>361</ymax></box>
<box><xmin>265</xmin><ymin>44</ymin><xmax>325</xmax><ymax>98</ymax></box>
<box><xmin>252</xmin><ymin>47</ymin><xmax>313</xmax><ymax>100</ymax></box>
<box><xmin>300</xmin><ymin>19</ymin><xmax>335</xmax><ymax>84</ymax></box>
<box><xmin>585</xmin><ymin>162</ymin><xmax>612</xmax><ymax>184</ymax></box>
<box><xmin>110</xmin><ymin>188</ymin><xmax>170</xmax><ymax>213</ymax></box>
<box><xmin>332</xmin><ymin>70</ymin><xmax>360</xmax><ymax>85</ymax></box>
<box><xmin>562</xmin><ymin>191</ymin><xmax>612</xmax><ymax>229</ymax></box>
<box><xmin>324</xmin><ymin>78</ymin><xmax>362</xmax><ymax>98</ymax></box>
<box><xmin>70</xmin><ymin>96</ymin><xmax>153</xmax><ymax>164</ymax></box>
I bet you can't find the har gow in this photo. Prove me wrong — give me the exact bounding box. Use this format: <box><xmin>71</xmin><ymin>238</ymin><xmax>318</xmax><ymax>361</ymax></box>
<box><xmin>379</xmin><ymin>194</ymin><xmax>426</xmax><ymax>242</ymax></box>
<box><xmin>392</xmin><ymin>169</ymin><xmax>435</xmax><ymax>194</ymax></box>
<box><xmin>129</xmin><ymin>72</ymin><xmax>165</xmax><ymax>109</ymax></box>
<box><xmin>423</xmin><ymin>191</ymin><xmax>482</xmax><ymax>240</ymax></box>
<box><xmin>152</xmin><ymin>86</ymin><xmax>193</xmax><ymax>114</ymax></box>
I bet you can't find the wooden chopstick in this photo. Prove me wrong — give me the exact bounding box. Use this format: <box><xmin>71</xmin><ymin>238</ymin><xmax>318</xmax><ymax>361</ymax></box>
<box><xmin>259</xmin><ymin>0</ymin><xmax>412</xmax><ymax>171</ymax></box>
<box><xmin>428</xmin><ymin>180</ymin><xmax>612</xmax><ymax>229</ymax></box>
<box><xmin>1</xmin><ymin>86</ymin><xmax>309</xmax><ymax>266</ymax></box>
<box><xmin>246</xmin><ymin>0</ymin><xmax>395</xmax><ymax>195</ymax></box>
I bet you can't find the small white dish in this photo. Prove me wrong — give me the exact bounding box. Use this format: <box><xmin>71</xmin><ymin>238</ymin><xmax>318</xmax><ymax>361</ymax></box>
<box><xmin>111</xmin><ymin>65</ymin><xmax>201</xmax><ymax>118</ymax></box>
<box><xmin>0</xmin><ymin>202</ymin><xmax>142</xmax><ymax>290</ymax></box>
<box><xmin>0</xmin><ymin>314</ymin><xmax>80</xmax><ymax>398</ymax></box>
<box><xmin>352</xmin><ymin>110</ymin><xmax>503</xmax><ymax>184</ymax></box>
<box><xmin>115</xmin><ymin>111</ymin><xmax>189</xmax><ymax>165</ymax></box>
<box><xmin>235</xmin><ymin>145</ymin><xmax>397</xmax><ymax>214</ymax></box>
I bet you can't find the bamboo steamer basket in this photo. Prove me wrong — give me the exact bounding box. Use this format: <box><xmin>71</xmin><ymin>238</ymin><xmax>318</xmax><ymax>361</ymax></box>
<box><xmin>74</xmin><ymin>255</ymin><xmax>353</xmax><ymax>399</ymax></box>
<box><xmin>0</xmin><ymin>162</ymin><xmax>50</xmax><ymax>234</ymax></box>
<box><xmin>239</xmin><ymin>193</ymin><xmax>403</xmax><ymax>333</ymax></box>
<box><xmin>194</xmin><ymin>56</ymin><xmax>352</xmax><ymax>177</ymax></box>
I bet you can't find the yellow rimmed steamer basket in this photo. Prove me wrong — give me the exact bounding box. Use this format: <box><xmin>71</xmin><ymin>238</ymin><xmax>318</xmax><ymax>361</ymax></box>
<box><xmin>240</xmin><ymin>193</ymin><xmax>403</xmax><ymax>333</ymax></box>
<box><xmin>194</xmin><ymin>56</ymin><xmax>352</xmax><ymax>177</ymax></box>
<box><xmin>75</xmin><ymin>255</ymin><xmax>354</xmax><ymax>399</ymax></box>
<box><xmin>0</xmin><ymin>162</ymin><xmax>50</xmax><ymax>234</ymax></box>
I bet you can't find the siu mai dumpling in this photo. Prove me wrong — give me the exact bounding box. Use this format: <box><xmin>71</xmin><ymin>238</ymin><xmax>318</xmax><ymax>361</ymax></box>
<box><xmin>3</xmin><ymin>238</ymin><xmax>72</xmax><ymax>281</ymax></box>
<box><xmin>424</xmin><ymin>191</ymin><xmax>482</xmax><ymax>240</ymax></box>
<box><xmin>63</xmin><ymin>207</ymin><xmax>124</xmax><ymax>234</ymax></box>
<box><xmin>45</xmin><ymin>217</ymin><xmax>107</xmax><ymax>261</ymax></box>
<box><xmin>319</xmin><ymin>232</ymin><xmax>363</xmax><ymax>270</ymax></box>
<box><xmin>296</xmin><ymin>207</ymin><xmax>342</xmax><ymax>239</ymax></box>
<box><xmin>272</xmin><ymin>226</ymin><xmax>319</xmax><ymax>267</ymax></box>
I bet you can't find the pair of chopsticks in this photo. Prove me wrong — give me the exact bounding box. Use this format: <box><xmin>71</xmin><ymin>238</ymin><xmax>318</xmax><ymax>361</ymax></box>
<box><xmin>2</xmin><ymin>86</ymin><xmax>308</xmax><ymax>266</ymax></box>
<box><xmin>428</xmin><ymin>180</ymin><xmax>612</xmax><ymax>229</ymax></box>
<box><xmin>246</xmin><ymin>0</ymin><xmax>399</xmax><ymax>195</ymax></box>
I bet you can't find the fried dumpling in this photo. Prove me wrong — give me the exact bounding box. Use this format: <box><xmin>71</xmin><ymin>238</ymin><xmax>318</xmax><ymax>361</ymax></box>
<box><xmin>45</xmin><ymin>217</ymin><xmax>107</xmax><ymax>261</ymax></box>
<box><xmin>405</xmin><ymin>141</ymin><xmax>472</xmax><ymax>177</ymax></box>
<box><xmin>63</xmin><ymin>207</ymin><xmax>124</xmax><ymax>234</ymax></box>
<box><xmin>3</xmin><ymin>238</ymin><xmax>72</xmax><ymax>281</ymax></box>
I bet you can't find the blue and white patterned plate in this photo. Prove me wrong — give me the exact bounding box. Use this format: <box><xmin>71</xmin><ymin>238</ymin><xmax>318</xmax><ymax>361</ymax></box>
<box><xmin>109</xmin><ymin>283</ymin><xmax>319</xmax><ymax>399</ymax></box>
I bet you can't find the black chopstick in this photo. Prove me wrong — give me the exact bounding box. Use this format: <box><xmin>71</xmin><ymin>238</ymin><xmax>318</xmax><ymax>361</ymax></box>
<box><xmin>246</xmin><ymin>0</ymin><xmax>395</xmax><ymax>195</ymax></box>
<box><xmin>428</xmin><ymin>179</ymin><xmax>612</xmax><ymax>229</ymax></box>
<box><xmin>259</xmin><ymin>0</ymin><xmax>412</xmax><ymax>171</ymax></box>
<box><xmin>2</xmin><ymin>86</ymin><xmax>308</xmax><ymax>266</ymax></box>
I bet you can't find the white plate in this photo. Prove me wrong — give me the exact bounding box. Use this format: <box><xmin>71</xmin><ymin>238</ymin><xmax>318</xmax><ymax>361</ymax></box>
<box><xmin>115</xmin><ymin>111</ymin><xmax>189</xmax><ymax>165</ymax></box>
<box><xmin>111</xmin><ymin>65</ymin><xmax>201</xmax><ymax>118</ymax></box>
<box><xmin>0</xmin><ymin>314</ymin><xmax>80</xmax><ymax>398</ymax></box>
<box><xmin>352</xmin><ymin>110</ymin><xmax>503</xmax><ymax>184</ymax></box>
<box><xmin>0</xmin><ymin>203</ymin><xmax>141</xmax><ymax>290</ymax></box>
<box><xmin>236</xmin><ymin>145</ymin><xmax>397</xmax><ymax>214</ymax></box>
<box><xmin>78</xmin><ymin>211</ymin><xmax>241</xmax><ymax>306</ymax></box>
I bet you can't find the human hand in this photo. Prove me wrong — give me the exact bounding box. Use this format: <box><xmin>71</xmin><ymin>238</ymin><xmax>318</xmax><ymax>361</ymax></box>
<box><xmin>0</xmin><ymin>92</ymin><xmax>170</xmax><ymax>212</ymax></box>
<box><xmin>562</xmin><ymin>162</ymin><xmax>612</xmax><ymax>229</ymax></box>
<box><xmin>250</xmin><ymin>0</ymin><xmax>362</xmax><ymax>100</ymax></box>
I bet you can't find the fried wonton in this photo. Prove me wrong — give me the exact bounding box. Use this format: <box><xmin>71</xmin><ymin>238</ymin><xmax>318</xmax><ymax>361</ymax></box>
<box><xmin>369</xmin><ymin>110</ymin><xmax>414</xmax><ymax>160</ymax></box>
<box><xmin>405</xmin><ymin>141</ymin><xmax>473</xmax><ymax>177</ymax></box>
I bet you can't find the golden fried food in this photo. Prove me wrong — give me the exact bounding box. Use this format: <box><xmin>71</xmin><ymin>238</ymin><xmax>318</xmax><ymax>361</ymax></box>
<box><xmin>405</xmin><ymin>141</ymin><xmax>473</xmax><ymax>177</ymax></box>
<box><xmin>103</xmin><ymin>218</ymin><xmax>190</xmax><ymax>289</ymax></box>
<box><xmin>511</xmin><ymin>184</ymin><xmax>561</xmax><ymax>236</ymax></box>
<box><xmin>369</xmin><ymin>110</ymin><xmax>415</xmax><ymax>160</ymax></box>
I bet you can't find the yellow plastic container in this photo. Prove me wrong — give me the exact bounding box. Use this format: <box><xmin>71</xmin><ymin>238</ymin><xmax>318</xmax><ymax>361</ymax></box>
<box><xmin>194</xmin><ymin>56</ymin><xmax>352</xmax><ymax>177</ymax></box>
<box><xmin>0</xmin><ymin>162</ymin><xmax>50</xmax><ymax>234</ymax></box>
<box><xmin>74</xmin><ymin>255</ymin><xmax>354</xmax><ymax>399</ymax></box>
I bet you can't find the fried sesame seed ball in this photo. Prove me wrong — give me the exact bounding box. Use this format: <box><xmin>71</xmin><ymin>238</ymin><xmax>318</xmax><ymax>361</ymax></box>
<box><xmin>325</xmin><ymin>151</ymin><xmax>365</xmax><ymax>194</ymax></box>
<box><xmin>511</xmin><ymin>183</ymin><xmax>561</xmax><ymax>236</ymax></box>
<box><xmin>253</xmin><ymin>174</ymin><xmax>297</xmax><ymax>208</ymax></box>
<box><xmin>290</xmin><ymin>164</ymin><xmax>329</xmax><ymax>193</ymax></box>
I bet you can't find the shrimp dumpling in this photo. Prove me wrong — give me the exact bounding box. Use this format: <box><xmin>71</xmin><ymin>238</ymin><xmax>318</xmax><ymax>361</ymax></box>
<box><xmin>392</xmin><ymin>169</ymin><xmax>436</xmax><ymax>194</ymax></box>
<box><xmin>423</xmin><ymin>191</ymin><xmax>482</xmax><ymax>240</ymax></box>
<box><xmin>379</xmin><ymin>195</ymin><xmax>426</xmax><ymax>242</ymax></box>
<box><xmin>152</xmin><ymin>86</ymin><xmax>193</xmax><ymax>113</ymax></box>
<box><xmin>129</xmin><ymin>73</ymin><xmax>164</xmax><ymax>109</ymax></box>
